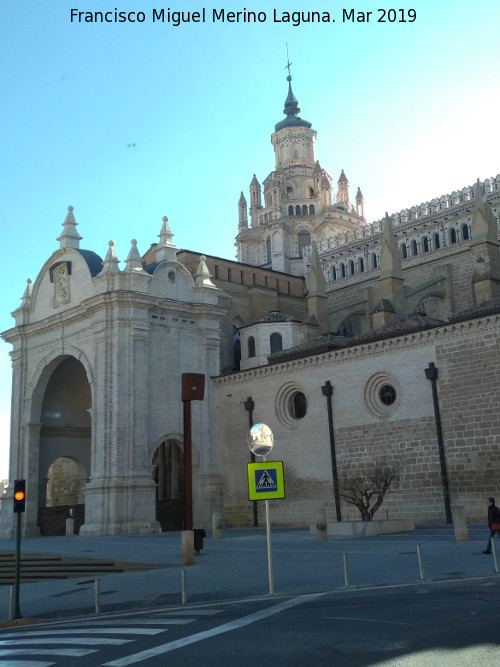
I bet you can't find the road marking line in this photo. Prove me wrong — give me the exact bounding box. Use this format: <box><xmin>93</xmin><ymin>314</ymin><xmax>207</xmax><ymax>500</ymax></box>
<box><xmin>0</xmin><ymin>649</ymin><xmax>97</xmax><ymax>657</ymax></box>
<box><xmin>75</xmin><ymin>618</ymin><xmax>193</xmax><ymax>626</ymax></box>
<box><xmin>0</xmin><ymin>661</ymin><xmax>55</xmax><ymax>667</ymax></box>
<box><xmin>0</xmin><ymin>638</ymin><xmax>132</xmax><ymax>647</ymax></box>
<box><xmin>0</xmin><ymin>629</ymin><xmax>163</xmax><ymax>637</ymax></box>
<box><xmin>103</xmin><ymin>593</ymin><xmax>325</xmax><ymax>666</ymax></box>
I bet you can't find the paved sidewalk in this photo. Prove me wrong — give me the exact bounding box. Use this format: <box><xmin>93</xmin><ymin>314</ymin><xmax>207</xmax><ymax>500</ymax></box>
<box><xmin>0</xmin><ymin>524</ymin><xmax>497</xmax><ymax>623</ymax></box>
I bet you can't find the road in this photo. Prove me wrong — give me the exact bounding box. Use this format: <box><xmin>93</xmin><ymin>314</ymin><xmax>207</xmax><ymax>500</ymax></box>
<box><xmin>1</xmin><ymin>577</ymin><xmax>500</xmax><ymax>666</ymax></box>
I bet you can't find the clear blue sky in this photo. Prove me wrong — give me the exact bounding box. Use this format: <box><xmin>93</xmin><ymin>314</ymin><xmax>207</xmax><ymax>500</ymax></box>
<box><xmin>1</xmin><ymin>1</ymin><xmax>499</xmax><ymax>478</ymax></box>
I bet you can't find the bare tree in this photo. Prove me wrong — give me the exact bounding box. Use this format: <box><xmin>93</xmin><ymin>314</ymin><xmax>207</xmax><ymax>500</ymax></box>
<box><xmin>339</xmin><ymin>458</ymin><xmax>402</xmax><ymax>521</ymax></box>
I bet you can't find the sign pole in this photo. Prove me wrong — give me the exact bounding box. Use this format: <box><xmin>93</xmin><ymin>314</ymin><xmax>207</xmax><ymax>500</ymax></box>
<box><xmin>263</xmin><ymin>454</ymin><xmax>274</xmax><ymax>595</ymax></box>
<box><xmin>264</xmin><ymin>498</ymin><xmax>274</xmax><ymax>595</ymax></box>
<box><xmin>248</xmin><ymin>425</ymin><xmax>283</xmax><ymax>597</ymax></box>
<box><xmin>13</xmin><ymin>511</ymin><xmax>22</xmax><ymax>620</ymax></box>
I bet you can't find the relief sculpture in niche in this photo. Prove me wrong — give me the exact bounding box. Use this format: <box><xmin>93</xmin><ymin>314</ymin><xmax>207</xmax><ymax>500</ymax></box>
<box><xmin>53</xmin><ymin>263</ymin><xmax>71</xmax><ymax>307</ymax></box>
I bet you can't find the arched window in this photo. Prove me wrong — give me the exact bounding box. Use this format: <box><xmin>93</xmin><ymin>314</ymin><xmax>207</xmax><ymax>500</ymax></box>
<box><xmin>233</xmin><ymin>324</ymin><xmax>241</xmax><ymax>371</ymax></box>
<box><xmin>462</xmin><ymin>223</ymin><xmax>470</xmax><ymax>240</ymax></box>
<box><xmin>359</xmin><ymin>257</ymin><xmax>365</xmax><ymax>272</ymax></box>
<box><xmin>434</xmin><ymin>233</ymin><xmax>440</xmax><ymax>249</ymax></box>
<box><xmin>270</xmin><ymin>332</ymin><xmax>283</xmax><ymax>354</ymax></box>
<box><xmin>400</xmin><ymin>243</ymin><xmax>408</xmax><ymax>259</ymax></box>
<box><xmin>288</xmin><ymin>205</ymin><xmax>294</xmax><ymax>215</ymax></box>
<box><xmin>372</xmin><ymin>253</ymin><xmax>378</xmax><ymax>268</ymax></box>
<box><xmin>248</xmin><ymin>336</ymin><xmax>256</xmax><ymax>358</ymax></box>
<box><xmin>309</xmin><ymin>204</ymin><xmax>315</xmax><ymax>214</ymax></box>
<box><xmin>302</xmin><ymin>204</ymin><xmax>308</xmax><ymax>215</ymax></box>
<box><xmin>349</xmin><ymin>260</ymin><xmax>355</xmax><ymax>275</ymax></box>
<box><xmin>291</xmin><ymin>392</ymin><xmax>307</xmax><ymax>419</ymax></box>
<box><xmin>332</xmin><ymin>267</ymin><xmax>337</xmax><ymax>281</ymax></box>
<box><xmin>450</xmin><ymin>228</ymin><xmax>457</xmax><ymax>244</ymax></box>
<box><xmin>422</xmin><ymin>236</ymin><xmax>429</xmax><ymax>252</ymax></box>
<box><xmin>411</xmin><ymin>239</ymin><xmax>418</xmax><ymax>256</ymax></box>
<box><xmin>309</xmin><ymin>187</ymin><xmax>314</xmax><ymax>198</ymax></box>
<box><xmin>295</xmin><ymin>205</ymin><xmax>301</xmax><ymax>215</ymax></box>
<box><xmin>298</xmin><ymin>230</ymin><xmax>311</xmax><ymax>258</ymax></box>
<box><xmin>341</xmin><ymin>263</ymin><xmax>346</xmax><ymax>277</ymax></box>
<box><xmin>266</xmin><ymin>236</ymin><xmax>271</xmax><ymax>264</ymax></box>
<box><xmin>287</xmin><ymin>186</ymin><xmax>293</xmax><ymax>198</ymax></box>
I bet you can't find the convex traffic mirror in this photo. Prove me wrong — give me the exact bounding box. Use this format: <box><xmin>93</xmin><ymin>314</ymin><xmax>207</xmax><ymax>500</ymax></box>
<box><xmin>248</xmin><ymin>423</ymin><xmax>274</xmax><ymax>457</ymax></box>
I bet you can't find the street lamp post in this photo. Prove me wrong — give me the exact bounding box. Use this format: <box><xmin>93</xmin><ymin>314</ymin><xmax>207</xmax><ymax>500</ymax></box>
<box><xmin>425</xmin><ymin>362</ymin><xmax>452</xmax><ymax>524</ymax></box>
<box><xmin>244</xmin><ymin>396</ymin><xmax>258</xmax><ymax>527</ymax></box>
<box><xmin>321</xmin><ymin>381</ymin><xmax>342</xmax><ymax>521</ymax></box>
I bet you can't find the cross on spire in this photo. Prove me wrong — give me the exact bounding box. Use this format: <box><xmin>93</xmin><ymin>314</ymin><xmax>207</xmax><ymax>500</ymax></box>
<box><xmin>285</xmin><ymin>43</ymin><xmax>292</xmax><ymax>80</ymax></box>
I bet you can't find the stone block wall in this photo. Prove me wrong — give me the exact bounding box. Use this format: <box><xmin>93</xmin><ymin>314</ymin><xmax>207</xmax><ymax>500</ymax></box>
<box><xmin>215</xmin><ymin>312</ymin><xmax>500</xmax><ymax>528</ymax></box>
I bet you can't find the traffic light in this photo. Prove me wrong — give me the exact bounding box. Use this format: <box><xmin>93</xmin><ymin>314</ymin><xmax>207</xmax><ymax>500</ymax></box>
<box><xmin>13</xmin><ymin>479</ymin><xmax>26</xmax><ymax>513</ymax></box>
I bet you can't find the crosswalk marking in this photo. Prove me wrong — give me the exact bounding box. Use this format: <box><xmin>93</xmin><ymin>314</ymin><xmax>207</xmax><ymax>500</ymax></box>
<box><xmin>75</xmin><ymin>618</ymin><xmax>194</xmax><ymax>626</ymax></box>
<box><xmin>0</xmin><ymin>605</ymin><xmax>225</xmax><ymax>666</ymax></box>
<box><xmin>0</xmin><ymin>649</ymin><xmax>96</xmax><ymax>657</ymax></box>
<box><xmin>0</xmin><ymin>661</ymin><xmax>55</xmax><ymax>667</ymax></box>
<box><xmin>0</xmin><ymin>628</ymin><xmax>164</xmax><ymax>638</ymax></box>
<box><xmin>0</xmin><ymin>637</ymin><xmax>132</xmax><ymax>646</ymax></box>
<box><xmin>103</xmin><ymin>594</ymin><xmax>324</xmax><ymax>666</ymax></box>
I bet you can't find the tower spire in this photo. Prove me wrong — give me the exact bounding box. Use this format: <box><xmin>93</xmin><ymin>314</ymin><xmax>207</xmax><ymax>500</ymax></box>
<box><xmin>274</xmin><ymin>49</ymin><xmax>312</xmax><ymax>132</ymax></box>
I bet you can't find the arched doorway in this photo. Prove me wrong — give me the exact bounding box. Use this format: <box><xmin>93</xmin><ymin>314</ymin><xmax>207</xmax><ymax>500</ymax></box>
<box><xmin>46</xmin><ymin>456</ymin><xmax>81</xmax><ymax>506</ymax></box>
<box><xmin>152</xmin><ymin>439</ymin><xmax>184</xmax><ymax>531</ymax></box>
<box><xmin>38</xmin><ymin>357</ymin><xmax>91</xmax><ymax>535</ymax></box>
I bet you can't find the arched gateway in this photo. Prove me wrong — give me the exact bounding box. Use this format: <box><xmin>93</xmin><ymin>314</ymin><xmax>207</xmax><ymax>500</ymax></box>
<box><xmin>37</xmin><ymin>357</ymin><xmax>91</xmax><ymax>535</ymax></box>
<box><xmin>0</xmin><ymin>210</ymin><xmax>226</xmax><ymax>538</ymax></box>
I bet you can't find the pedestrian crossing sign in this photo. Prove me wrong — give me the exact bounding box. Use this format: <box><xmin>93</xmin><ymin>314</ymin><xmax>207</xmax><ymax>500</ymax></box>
<box><xmin>247</xmin><ymin>461</ymin><xmax>285</xmax><ymax>501</ymax></box>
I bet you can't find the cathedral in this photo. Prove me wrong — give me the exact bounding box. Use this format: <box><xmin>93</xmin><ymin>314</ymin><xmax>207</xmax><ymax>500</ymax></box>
<box><xmin>1</xmin><ymin>74</ymin><xmax>500</xmax><ymax>537</ymax></box>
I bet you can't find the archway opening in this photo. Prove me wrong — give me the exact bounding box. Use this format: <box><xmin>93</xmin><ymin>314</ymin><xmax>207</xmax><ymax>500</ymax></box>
<box><xmin>153</xmin><ymin>439</ymin><xmax>184</xmax><ymax>531</ymax></box>
<box><xmin>38</xmin><ymin>357</ymin><xmax>91</xmax><ymax>535</ymax></box>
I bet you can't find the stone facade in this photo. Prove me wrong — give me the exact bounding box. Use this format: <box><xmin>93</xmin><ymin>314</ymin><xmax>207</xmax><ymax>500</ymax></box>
<box><xmin>214</xmin><ymin>312</ymin><xmax>500</xmax><ymax>527</ymax></box>
<box><xmin>2</xmin><ymin>73</ymin><xmax>500</xmax><ymax>537</ymax></box>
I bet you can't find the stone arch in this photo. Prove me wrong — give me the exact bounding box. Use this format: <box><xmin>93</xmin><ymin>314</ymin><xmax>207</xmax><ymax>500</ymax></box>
<box><xmin>46</xmin><ymin>456</ymin><xmax>82</xmax><ymax>507</ymax></box>
<box><xmin>270</xmin><ymin>332</ymin><xmax>283</xmax><ymax>354</ymax></box>
<box><xmin>232</xmin><ymin>316</ymin><xmax>244</xmax><ymax>371</ymax></box>
<box><xmin>248</xmin><ymin>335</ymin><xmax>256</xmax><ymax>358</ymax></box>
<box><xmin>26</xmin><ymin>348</ymin><xmax>94</xmax><ymax>428</ymax></box>
<box><xmin>297</xmin><ymin>229</ymin><xmax>311</xmax><ymax>258</ymax></box>
<box><xmin>152</xmin><ymin>437</ymin><xmax>185</xmax><ymax>531</ymax></box>
<box><xmin>34</xmin><ymin>356</ymin><xmax>92</xmax><ymax>535</ymax></box>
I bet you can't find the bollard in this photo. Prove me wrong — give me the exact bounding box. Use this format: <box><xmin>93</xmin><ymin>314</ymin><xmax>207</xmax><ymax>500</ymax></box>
<box><xmin>8</xmin><ymin>585</ymin><xmax>13</xmax><ymax>621</ymax></box>
<box><xmin>94</xmin><ymin>579</ymin><xmax>100</xmax><ymax>615</ymax></box>
<box><xmin>491</xmin><ymin>538</ymin><xmax>499</xmax><ymax>574</ymax></box>
<box><xmin>343</xmin><ymin>553</ymin><xmax>349</xmax><ymax>587</ymax></box>
<box><xmin>212</xmin><ymin>512</ymin><xmax>222</xmax><ymax>540</ymax></box>
<box><xmin>181</xmin><ymin>530</ymin><xmax>194</xmax><ymax>566</ymax></box>
<box><xmin>452</xmin><ymin>506</ymin><xmax>468</xmax><ymax>542</ymax></box>
<box><xmin>181</xmin><ymin>569</ymin><xmax>187</xmax><ymax>605</ymax></box>
<box><xmin>65</xmin><ymin>517</ymin><xmax>75</xmax><ymax>538</ymax></box>
<box><xmin>316</xmin><ymin>509</ymin><xmax>327</xmax><ymax>542</ymax></box>
<box><xmin>416</xmin><ymin>544</ymin><xmax>425</xmax><ymax>580</ymax></box>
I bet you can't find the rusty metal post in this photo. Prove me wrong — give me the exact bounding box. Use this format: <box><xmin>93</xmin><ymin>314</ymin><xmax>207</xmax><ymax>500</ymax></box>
<box><xmin>244</xmin><ymin>396</ymin><xmax>258</xmax><ymax>527</ymax></box>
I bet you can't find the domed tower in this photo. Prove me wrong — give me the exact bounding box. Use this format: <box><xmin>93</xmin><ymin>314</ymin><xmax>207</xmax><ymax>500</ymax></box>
<box><xmin>271</xmin><ymin>74</ymin><xmax>317</xmax><ymax>170</ymax></box>
<box><xmin>236</xmin><ymin>68</ymin><xmax>366</xmax><ymax>276</ymax></box>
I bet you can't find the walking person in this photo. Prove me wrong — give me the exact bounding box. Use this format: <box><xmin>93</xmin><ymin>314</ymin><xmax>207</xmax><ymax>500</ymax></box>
<box><xmin>483</xmin><ymin>497</ymin><xmax>500</xmax><ymax>554</ymax></box>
